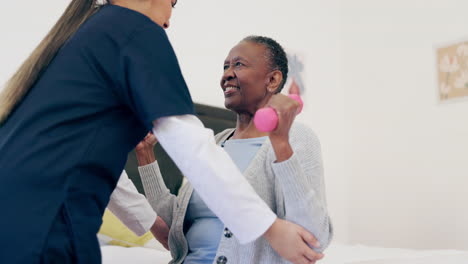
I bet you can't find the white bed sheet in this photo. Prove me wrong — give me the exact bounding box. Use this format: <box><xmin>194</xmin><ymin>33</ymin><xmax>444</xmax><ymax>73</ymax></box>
<box><xmin>101</xmin><ymin>246</ymin><xmax>171</xmax><ymax>264</ymax></box>
<box><xmin>101</xmin><ymin>244</ymin><xmax>468</xmax><ymax>264</ymax></box>
<box><xmin>322</xmin><ymin>244</ymin><xmax>468</xmax><ymax>264</ymax></box>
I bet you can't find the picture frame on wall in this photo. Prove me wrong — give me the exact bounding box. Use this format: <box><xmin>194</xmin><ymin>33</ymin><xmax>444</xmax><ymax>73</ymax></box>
<box><xmin>436</xmin><ymin>40</ymin><xmax>468</xmax><ymax>102</ymax></box>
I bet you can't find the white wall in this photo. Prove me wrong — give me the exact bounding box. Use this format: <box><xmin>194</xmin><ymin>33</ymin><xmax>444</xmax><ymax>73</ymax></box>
<box><xmin>341</xmin><ymin>0</ymin><xmax>468</xmax><ymax>250</ymax></box>
<box><xmin>0</xmin><ymin>1</ymin><xmax>69</xmax><ymax>86</ymax></box>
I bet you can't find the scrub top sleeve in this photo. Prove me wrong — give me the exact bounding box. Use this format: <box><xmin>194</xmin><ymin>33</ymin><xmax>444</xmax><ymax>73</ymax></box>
<box><xmin>119</xmin><ymin>24</ymin><xmax>195</xmax><ymax>130</ymax></box>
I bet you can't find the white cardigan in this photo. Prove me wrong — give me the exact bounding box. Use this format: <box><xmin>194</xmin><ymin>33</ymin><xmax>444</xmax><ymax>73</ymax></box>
<box><xmin>140</xmin><ymin>122</ymin><xmax>333</xmax><ymax>264</ymax></box>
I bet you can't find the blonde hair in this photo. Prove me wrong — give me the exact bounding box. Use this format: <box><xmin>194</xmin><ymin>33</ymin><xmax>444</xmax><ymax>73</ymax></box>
<box><xmin>0</xmin><ymin>0</ymin><xmax>101</xmax><ymax>124</ymax></box>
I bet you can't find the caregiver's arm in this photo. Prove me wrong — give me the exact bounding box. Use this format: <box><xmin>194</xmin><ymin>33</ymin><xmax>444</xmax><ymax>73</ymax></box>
<box><xmin>108</xmin><ymin>171</ymin><xmax>170</xmax><ymax>250</ymax></box>
<box><xmin>107</xmin><ymin>171</ymin><xmax>157</xmax><ymax>236</ymax></box>
<box><xmin>153</xmin><ymin>115</ymin><xmax>322</xmax><ymax>263</ymax></box>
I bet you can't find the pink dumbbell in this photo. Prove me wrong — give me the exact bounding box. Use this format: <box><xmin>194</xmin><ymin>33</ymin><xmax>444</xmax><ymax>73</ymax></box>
<box><xmin>254</xmin><ymin>94</ymin><xmax>303</xmax><ymax>132</ymax></box>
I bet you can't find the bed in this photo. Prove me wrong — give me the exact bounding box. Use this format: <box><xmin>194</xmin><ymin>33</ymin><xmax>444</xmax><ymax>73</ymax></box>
<box><xmin>101</xmin><ymin>243</ymin><xmax>468</xmax><ymax>264</ymax></box>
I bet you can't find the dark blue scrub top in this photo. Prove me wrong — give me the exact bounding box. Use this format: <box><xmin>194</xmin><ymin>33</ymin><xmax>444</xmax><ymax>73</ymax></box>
<box><xmin>0</xmin><ymin>5</ymin><xmax>194</xmax><ymax>264</ymax></box>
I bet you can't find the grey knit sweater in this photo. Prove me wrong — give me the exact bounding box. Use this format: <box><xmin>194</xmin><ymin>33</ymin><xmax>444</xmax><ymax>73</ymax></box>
<box><xmin>139</xmin><ymin>122</ymin><xmax>333</xmax><ymax>264</ymax></box>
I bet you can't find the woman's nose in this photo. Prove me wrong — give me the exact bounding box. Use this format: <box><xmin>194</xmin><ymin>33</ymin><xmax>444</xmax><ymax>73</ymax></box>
<box><xmin>222</xmin><ymin>66</ymin><xmax>235</xmax><ymax>81</ymax></box>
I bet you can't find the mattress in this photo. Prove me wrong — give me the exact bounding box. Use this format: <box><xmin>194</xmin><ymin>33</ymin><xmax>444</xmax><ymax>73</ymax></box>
<box><xmin>101</xmin><ymin>243</ymin><xmax>468</xmax><ymax>264</ymax></box>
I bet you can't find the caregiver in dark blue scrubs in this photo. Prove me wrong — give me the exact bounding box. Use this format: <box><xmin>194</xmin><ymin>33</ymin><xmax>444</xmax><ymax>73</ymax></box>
<box><xmin>0</xmin><ymin>1</ymin><xmax>320</xmax><ymax>263</ymax></box>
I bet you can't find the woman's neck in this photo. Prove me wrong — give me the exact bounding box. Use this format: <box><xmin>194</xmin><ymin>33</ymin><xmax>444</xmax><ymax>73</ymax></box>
<box><xmin>232</xmin><ymin>112</ymin><xmax>268</xmax><ymax>139</ymax></box>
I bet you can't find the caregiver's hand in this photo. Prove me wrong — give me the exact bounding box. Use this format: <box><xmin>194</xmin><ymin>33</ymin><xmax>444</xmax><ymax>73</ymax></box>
<box><xmin>264</xmin><ymin>219</ymin><xmax>324</xmax><ymax>264</ymax></box>
<box><xmin>150</xmin><ymin>216</ymin><xmax>170</xmax><ymax>250</ymax></box>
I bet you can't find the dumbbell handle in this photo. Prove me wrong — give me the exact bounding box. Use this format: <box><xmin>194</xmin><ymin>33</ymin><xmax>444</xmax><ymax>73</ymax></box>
<box><xmin>254</xmin><ymin>94</ymin><xmax>303</xmax><ymax>132</ymax></box>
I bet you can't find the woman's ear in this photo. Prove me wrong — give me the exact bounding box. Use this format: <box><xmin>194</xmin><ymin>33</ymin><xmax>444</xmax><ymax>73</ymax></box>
<box><xmin>266</xmin><ymin>70</ymin><xmax>283</xmax><ymax>93</ymax></box>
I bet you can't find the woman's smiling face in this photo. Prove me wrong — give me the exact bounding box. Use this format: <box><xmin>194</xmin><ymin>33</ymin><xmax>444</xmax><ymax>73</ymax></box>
<box><xmin>220</xmin><ymin>41</ymin><xmax>273</xmax><ymax>115</ymax></box>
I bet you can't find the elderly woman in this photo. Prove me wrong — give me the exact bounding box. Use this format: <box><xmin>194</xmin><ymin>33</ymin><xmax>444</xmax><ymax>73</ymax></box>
<box><xmin>134</xmin><ymin>35</ymin><xmax>333</xmax><ymax>264</ymax></box>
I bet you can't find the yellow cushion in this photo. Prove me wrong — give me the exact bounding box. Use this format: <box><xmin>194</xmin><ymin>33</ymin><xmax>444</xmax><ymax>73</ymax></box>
<box><xmin>98</xmin><ymin>209</ymin><xmax>154</xmax><ymax>248</ymax></box>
